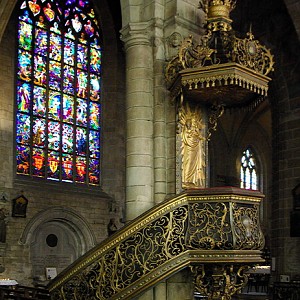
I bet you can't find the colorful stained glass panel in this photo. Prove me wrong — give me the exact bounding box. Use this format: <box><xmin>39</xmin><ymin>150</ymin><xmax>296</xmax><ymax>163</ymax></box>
<box><xmin>71</xmin><ymin>15</ymin><xmax>82</xmax><ymax>32</ymax></box>
<box><xmin>89</xmin><ymin>159</ymin><xmax>100</xmax><ymax>185</ymax></box>
<box><xmin>17</xmin><ymin>145</ymin><xmax>30</xmax><ymax>175</ymax></box>
<box><xmin>47</xmin><ymin>151</ymin><xmax>60</xmax><ymax>180</ymax></box>
<box><xmin>89</xmin><ymin>102</ymin><xmax>100</xmax><ymax>129</ymax></box>
<box><xmin>33</xmin><ymin>86</ymin><xmax>46</xmax><ymax>116</ymax></box>
<box><xmin>16</xmin><ymin>0</ymin><xmax>102</xmax><ymax>186</ymax></box>
<box><xmin>48</xmin><ymin>121</ymin><xmax>60</xmax><ymax>150</ymax></box>
<box><xmin>62</xmin><ymin>124</ymin><xmax>73</xmax><ymax>153</ymax></box>
<box><xmin>16</xmin><ymin>113</ymin><xmax>31</xmax><ymax>144</ymax></box>
<box><xmin>35</xmin><ymin>16</ymin><xmax>46</xmax><ymax>28</ymax></box>
<box><xmin>50</xmin><ymin>32</ymin><xmax>62</xmax><ymax>61</ymax></box>
<box><xmin>29</xmin><ymin>1</ymin><xmax>41</xmax><ymax>16</ymax></box>
<box><xmin>84</xmin><ymin>20</ymin><xmax>95</xmax><ymax>37</ymax></box>
<box><xmin>90</xmin><ymin>74</ymin><xmax>100</xmax><ymax>102</ymax></box>
<box><xmin>63</xmin><ymin>95</ymin><xmax>74</xmax><ymax>123</ymax></box>
<box><xmin>19</xmin><ymin>10</ymin><xmax>32</xmax><ymax>23</ymax></box>
<box><xmin>76</xmin><ymin>99</ymin><xmax>87</xmax><ymax>126</ymax></box>
<box><xmin>89</xmin><ymin>130</ymin><xmax>100</xmax><ymax>158</ymax></box>
<box><xmin>76</xmin><ymin>127</ymin><xmax>86</xmax><ymax>155</ymax></box>
<box><xmin>49</xmin><ymin>91</ymin><xmax>61</xmax><ymax>120</ymax></box>
<box><xmin>49</xmin><ymin>60</ymin><xmax>61</xmax><ymax>90</ymax></box>
<box><xmin>65</xmin><ymin>28</ymin><xmax>75</xmax><ymax>40</ymax></box>
<box><xmin>18</xmin><ymin>50</ymin><xmax>32</xmax><ymax>82</ymax></box>
<box><xmin>33</xmin><ymin>117</ymin><xmax>46</xmax><ymax>147</ymax></box>
<box><xmin>76</xmin><ymin>70</ymin><xmax>88</xmax><ymax>99</ymax></box>
<box><xmin>77</xmin><ymin>43</ymin><xmax>87</xmax><ymax>70</ymax></box>
<box><xmin>32</xmin><ymin>147</ymin><xmax>45</xmax><ymax>177</ymax></box>
<box><xmin>50</xmin><ymin>22</ymin><xmax>61</xmax><ymax>34</ymax></box>
<box><xmin>64</xmin><ymin>39</ymin><xmax>75</xmax><ymax>65</ymax></box>
<box><xmin>19</xmin><ymin>21</ymin><xmax>32</xmax><ymax>50</ymax></box>
<box><xmin>62</xmin><ymin>153</ymin><xmax>73</xmax><ymax>182</ymax></box>
<box><xmin>90</xmin><ymin>47</ymin><xmax>101</xmax><ymax>73</ymax></box>
<box><xmin>76</xmin><ymin>156</ymin><xmax>86</xmax><ymax>183</ymax></box>
<box><xmin>43</xmin><ymin>3</ymin><xmax>55</xmax><ymax>22</ymax></box>
<box><xmin>34</xmin><ymin>55</ymin><xmax>47</xmax><ymax>86</ymax></box>
<box><xmin>63</xmin><ymin>65</ymin><xmax>74</xmax><ymax>94</ymax></box>
<box><xmin>79</xmin><ymin>32</ymin><xmax>87</xmax><ymax>44</ymax></box>
<box><xmin>91</xmin><ymin>37</ymin><xmax>101</xmax><ymax>50</ymax></box>
<box><xmin>35</xmin><ymin>28</ymin><xmax>47</xmax><ymax>56</ymax></box>
<box><xmin>17</xmin><ymin>82</ymin><xmax>31</xmax><ymax>113</ymax></box>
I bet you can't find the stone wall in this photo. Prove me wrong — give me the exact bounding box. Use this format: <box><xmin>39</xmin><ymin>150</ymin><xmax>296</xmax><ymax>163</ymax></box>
<box><xmin>0</xmin><ymin>0</ymin><xmax>126</xmax><ymax>285</ymax></box>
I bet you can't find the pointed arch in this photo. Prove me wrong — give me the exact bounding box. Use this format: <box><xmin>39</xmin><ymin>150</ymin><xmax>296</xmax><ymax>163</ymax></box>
<box><xmin>16</xmin><ymin>0</ymin><xmax>102</xmax><ymax>185</ymax></box>
<box><xmin>240</xmin><ymin>147</ymin><xmax>260</xmax><ymax>190</ymax></box>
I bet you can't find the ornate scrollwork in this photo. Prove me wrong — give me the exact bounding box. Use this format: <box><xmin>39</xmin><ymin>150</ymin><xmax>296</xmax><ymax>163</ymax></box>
<box><xmin>207</xmin><ymin>102</ymin><xmax>225</xmax><ymax>141</ymax></box>
<box><xmin>49</xmin><ymin>190</ymin><xmax>265</xmax><ymax>300</ymax></box>
<box><xmin>230</xmin><ymin>30</ymin><xmax>274</xmax><ymax>76</ymax></box>
<box><xmin>165</xmin><ymin>0</ymin><xmax>274</xmax><ymax>103</ymax></box>
<box><xmin>166</xmin><ymin>29</ymin><xmax>274</xmax><ymax>83</ymax></box>
<box><xmin>232</xmin><ymin>202</ymin><xmax>265</xmax><ymax>250</ymax></box>
<box><xmin>191</xmin><ymin>263</ymin><xmax>250</xmax><ymax>300</ymax></box>
<box><xmin>187</xmin><ymin>202</ymin><xmax>233</xmax><ymax>250</ymax></box>
<box><xmin>165</xmin><ymin>54</ymin><xmax>183</xmax><ymax>83</ymax></box>
<box><xmin>52</xmin><ymin>206</ymin><xmax>189</xmax><ymax>300</ymax></box>
<box><xmin>165</xmin><ymin>34</ymin><xmax>216</xmax><ymax>83</ymax></box>
<box><xmin>179</xmin><ymin>34</ymin><xmax>216</xmax><ymax>70</ymax></box>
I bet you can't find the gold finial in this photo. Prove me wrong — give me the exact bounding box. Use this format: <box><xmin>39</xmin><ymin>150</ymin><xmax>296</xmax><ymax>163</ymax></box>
<box><xmin>199</xmin><ymin>0</ymin><xmax>237</xmax><ymax>21</ymax></box>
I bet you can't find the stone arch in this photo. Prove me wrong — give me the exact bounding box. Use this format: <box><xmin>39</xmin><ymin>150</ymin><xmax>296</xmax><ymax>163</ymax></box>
<box><xmin>20</xmin><ymin>207</ymin><xmax>97</xmax><ymax>279</ymax></box>
<box><xmin>20</xmin><ymin>206</ymin><xmax>96</xmax><ymax>251</ymax></box>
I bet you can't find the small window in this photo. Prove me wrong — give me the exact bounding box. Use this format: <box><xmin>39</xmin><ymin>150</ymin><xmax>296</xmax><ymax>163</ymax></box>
<box><xmin>16</xmin><ymin>0</ymin><xmax>101</xmax><ymax>186</ymax></box>
<box><xmin>240</xmin><ymin>148</ymin><xmax>258</xmax><ymax>190</ymax></box>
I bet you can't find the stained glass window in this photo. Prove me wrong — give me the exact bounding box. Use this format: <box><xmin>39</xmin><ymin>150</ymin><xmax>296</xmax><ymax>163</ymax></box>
<box><xmin>16</xmin><ymin>0</ymin><xmax>101</xmax><ymax>186</ymax></box>
<box><xmin>240</xmin><ymin>148</ymin><xmax>258</xmax><ymax>190</ymax></box>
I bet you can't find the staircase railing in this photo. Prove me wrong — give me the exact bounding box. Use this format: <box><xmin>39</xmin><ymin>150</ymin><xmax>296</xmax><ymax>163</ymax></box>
<box><xmin>48</xmin><ymin>188</ymin><xmax>265</xmax><ymax>300</ymax></box>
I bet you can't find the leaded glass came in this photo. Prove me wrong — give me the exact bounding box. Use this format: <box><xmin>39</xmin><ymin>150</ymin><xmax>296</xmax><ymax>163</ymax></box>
<box><xmin>16</xmin><ymin>0</ymin><xmax>101</xmax><ymax>185</ymax></box>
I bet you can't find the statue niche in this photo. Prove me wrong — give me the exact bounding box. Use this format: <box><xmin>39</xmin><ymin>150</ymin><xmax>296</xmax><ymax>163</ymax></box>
<box><xmin>177</xmin><ymin>103</ymin><xmax>206</xmax><ymax>190</ymax></box>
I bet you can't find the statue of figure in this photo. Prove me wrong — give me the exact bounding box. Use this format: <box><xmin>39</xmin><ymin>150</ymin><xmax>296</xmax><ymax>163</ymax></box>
<box><xmin>107</xmin><ymin>218</ymin><xmax>117</xmax><ymax>236</ymax></box>
<box><xmin>166</xmin><ymin>32</ymin><xmax>183</xmax><ymax>61</ymax></box>
<box><xmin>178</xmin><ymin>103</ymin><xmax>206</xmax><ymax>189</ymax></box>
<box><xmin>0</xmin><ymin>208</ymin><xmax>9</xmax><ymax>243</ymax></box>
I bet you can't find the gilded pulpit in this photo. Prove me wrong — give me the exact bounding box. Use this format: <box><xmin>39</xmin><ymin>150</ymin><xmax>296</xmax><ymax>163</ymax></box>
<box><xmin>166</xmin><ymin>0</ymin><xmax>274</xmax><ymax>298</ymax></box>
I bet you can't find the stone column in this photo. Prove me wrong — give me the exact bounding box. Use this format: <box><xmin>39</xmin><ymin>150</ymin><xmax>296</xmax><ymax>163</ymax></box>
<box><xmin>153</xmin><ymin>19</ymin><xmax>167</xmax><ymax>205</ymax></box>
<box><xmin>120</xmin><ymin>23</ymin><xmax>154</xmax><ymax>221</ymax></box>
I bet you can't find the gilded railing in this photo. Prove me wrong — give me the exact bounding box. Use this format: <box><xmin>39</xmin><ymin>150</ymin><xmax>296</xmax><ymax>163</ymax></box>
<box><xmin>48</xmin><ymin>188</ymin><xmax>265</xmax><ymax>300</ymax></box>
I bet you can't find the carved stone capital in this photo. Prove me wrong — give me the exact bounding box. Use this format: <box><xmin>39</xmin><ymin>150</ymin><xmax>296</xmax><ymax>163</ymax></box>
<box><xmin>120</xmin><ymin>22</ymin><xmax>152</xmax><ymax>50</ymax></box>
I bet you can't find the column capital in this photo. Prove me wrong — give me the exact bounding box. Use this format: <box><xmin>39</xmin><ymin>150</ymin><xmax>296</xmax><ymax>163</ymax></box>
<box><xmin>120</xmin><ymin>22</ymin><xmax>152</xmax><ymax>49</ymax></box>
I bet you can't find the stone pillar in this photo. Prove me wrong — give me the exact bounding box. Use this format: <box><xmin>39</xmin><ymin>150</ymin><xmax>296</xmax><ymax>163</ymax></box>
<box><xmin>121</xmin><ymin>24</ymin><xmax>154</xmax><ymax>221</ymax></box>
<box><xmin>153</xmin><ymin>19</ymin><xmax>167</xmax><ymax>205</ymax></box>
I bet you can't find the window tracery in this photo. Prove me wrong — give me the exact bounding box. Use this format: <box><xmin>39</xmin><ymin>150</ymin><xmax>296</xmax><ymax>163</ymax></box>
<box><xmin>240</xmin><ymin>148</ymin><xmax>258</xmax><ymax>190</ymax></box>
<box><xmin>16</xmin><ymin>0</ymin><xmax>101</xmax><ymax>185</ymax></box>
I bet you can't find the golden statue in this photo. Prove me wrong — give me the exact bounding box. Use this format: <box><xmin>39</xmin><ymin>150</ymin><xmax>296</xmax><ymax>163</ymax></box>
<box><xmin>178</xmin><ymin>103</ymin><xmax>206</xmax><ymax>189</ymax></box>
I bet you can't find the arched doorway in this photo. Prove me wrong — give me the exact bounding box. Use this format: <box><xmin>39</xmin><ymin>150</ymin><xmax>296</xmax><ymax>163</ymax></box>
<box><xmin>20</xmin><ymin>207</ymin><xmax>96</xmax><ymax>280</ymax></box>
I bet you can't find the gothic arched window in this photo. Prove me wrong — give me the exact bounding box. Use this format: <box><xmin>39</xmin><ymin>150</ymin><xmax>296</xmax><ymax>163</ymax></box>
<box><xmin>16</xmin><ymin>0</ymin><xmax>101</xmax><ymax>185</ymax></box>
<box><xmin>240</xmin><ymin>148</ymin><xmax>258</xmax><ymax>190</ymax></box>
